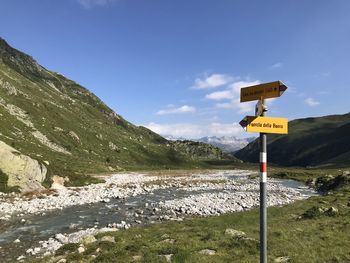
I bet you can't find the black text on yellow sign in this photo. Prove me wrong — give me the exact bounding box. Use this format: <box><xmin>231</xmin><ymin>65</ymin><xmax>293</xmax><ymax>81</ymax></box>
<box><xmin>239</xmin><ymin>116</ymin><xmax>288</xmax><ymax>134</ymax></box>
<box><xmin>240</xmin><ymin>81</ymin><xmax>287</xmax><ymax>102</ymax></box>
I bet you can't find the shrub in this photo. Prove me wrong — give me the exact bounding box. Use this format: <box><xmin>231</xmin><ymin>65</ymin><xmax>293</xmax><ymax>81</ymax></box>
<box><xmin>0</xmin><ymin>169</ymin><xmax>20</xmax><ymax>193</ymax></box>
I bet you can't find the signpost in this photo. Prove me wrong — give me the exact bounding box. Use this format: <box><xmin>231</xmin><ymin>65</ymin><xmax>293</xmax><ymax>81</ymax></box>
<box><xmin>239</xmin><ymin>116</ymin><xmax>288</xmax><ymax>134</ymax></box>
<box><xmin>255</xmin><ymin>100</ymin><xmax>267</xmax><ymax>117</ymax></box>
<box><xmin>239</xmin><ymin>81</ymin><xmax>288</xmax><ymax>263</ymax></box>
<box><xmin>240</xmin><ymin>81</ymin><xmax>287</xmax><ymax>102</ymax></box>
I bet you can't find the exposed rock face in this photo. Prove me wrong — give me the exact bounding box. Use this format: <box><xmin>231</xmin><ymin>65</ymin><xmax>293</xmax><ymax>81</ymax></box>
<box><xmin>108</xmin><ymin>141</ymin><xmax>118</xmax><ymax>151</ymax></box>
<box><xmin>0</xmin><ymin>140</ymin><xmax>46</xmax><ymax>192</ymax></box>
<box><xmin>68</xmin><ymin>131</ymin><xmax>80</xmax><ymax>143</ymax></box>
<box><xmin>224</xmin><ymin>228</ymin><xmax>246</xmax><ymax>238</ymax></box>
<box><xmin>50</xmin><ymin>175</ymin><xmax>69</xmax><ymax>190</ymax></box>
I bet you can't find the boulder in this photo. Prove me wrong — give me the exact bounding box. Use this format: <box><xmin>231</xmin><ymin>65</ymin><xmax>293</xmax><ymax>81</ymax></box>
<box><xmin>80</xmin><ymin>235</ymin><xmax>96</xmax><ymax>245</ymax></box>
<box><xmin>78</xmin><ymin>245</ymin><xmax>85</xmax><ymax>253</ymax></box>
<box><xmin>199</xmin><ymin>249</ymin><xmax>216</xmax><ymax>255</ymax></box>
<box><xmin>159</xmin><ymin>239</ymin><xmax>176</xmax><ymax>244</ymax></box>
<box><xmin>50</xmin><ymin>175</ymin><xmax>69</xmax><ymax>190</ymax></box>
<box><xmin>68</xmin><ymin>131</ymin><xmax>80</xmax><ymax>142</ymax></box>
<box><xmin>325</xmin><ymin>206</ymin><xmax>338</xmax><ymax>216</ymax></box>
<box><xmin>100</xmin><ymin>235</ymin><xmax>115</xmax><ymax>243</ymax></box>
<box><xmin>108</xmin><ymin>142</ymin><xmax>118</xmax><ymax>151</ymax></box>
<box><xmin>55</xmin><ymin>233</ymin><xmax>68</xmax><ymax>244</ymax></box>
<box><xmin>0</xmin><ymin>140</ymin><xmax>46</xmax><ymax>192</ymax></box>
<box><xmin>302</xmin><ymin>206</ymin><xmax>326</xmax><ymax>219</ymax></box>
<box><xmin>274</xmin><ymin>256</ymin><xmax>290</xmax><ymax>262</ymax></box>
<box><xmin>162</xmin><ymin>254</ymin><xmax>173</xmax><ymax>262</ymax></box>
<box><xmin>224</xmin><ymin>228</ymin><xmax>246</xmax><ymax>238</ymax></box>
<box><xmin>132</xmin><ymin>255</ymin><xmax>142</xmax><ymax>262</ymax></box>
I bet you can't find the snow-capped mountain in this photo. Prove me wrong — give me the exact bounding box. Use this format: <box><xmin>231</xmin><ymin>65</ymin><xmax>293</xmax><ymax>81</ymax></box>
<box><xmin>194</xmin><ymin>136</ymin><xmax>256</xmax><ymax>153</ymax></box>
<box><xmin>164</xmin><ymin>135</ymin><xmax>256</xmax><ymax>153</ymax></box>
<box><xmin>164</xmin><ymin>135</ymin><xmax>187</xmax><ymax>141</ymax></box>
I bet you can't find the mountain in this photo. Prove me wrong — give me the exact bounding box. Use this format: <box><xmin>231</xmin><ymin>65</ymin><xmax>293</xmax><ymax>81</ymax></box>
<box><xmin>170</xmin><ymin>140</ymin><xmax>240</xmax><ymax>161</ymax></box>
<box><xmin>194</xmin><ymin>136</ymin><xmax>256</xmax><ymax>153</ymax></box>
<box><xmin>164</xmin><ymin>135</ymin><xmax>256</xmax><ymax>153</ymax></box>
<box><xmin>164</xmin><ymin>135</ymin><xmax>187</xmax><ymax>141</ymax></box>
<box><xmin>0</xmin><ymin>38</ymin><xmax>236</xmax><ymax>189</ymax></box>
<box><xmin>235</xmin><ymin>113</ymin><xmax>350</xmax><ymax>167</ymax></box>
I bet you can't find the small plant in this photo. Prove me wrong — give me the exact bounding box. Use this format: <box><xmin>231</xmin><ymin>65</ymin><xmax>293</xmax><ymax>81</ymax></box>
<box><xmin>55</xmin><ymin>243</ymin><xmax>80</xmax><ymax>256</ymax></box>
<box><xmin>302</xmin><ymin>206</ymin><xmax>326</xmax><ymax>219</ymax></box>
<box><xmin>302</xmin><ymin>206</ymin><xmax>339</xmax><ymax>219</ymax></box>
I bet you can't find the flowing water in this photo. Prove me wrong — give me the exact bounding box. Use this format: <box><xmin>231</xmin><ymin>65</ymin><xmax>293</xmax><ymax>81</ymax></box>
<box><xmin>0</xmin><ymin>178</ymin><xmax>316</xmax><ymax>262</ymax></box>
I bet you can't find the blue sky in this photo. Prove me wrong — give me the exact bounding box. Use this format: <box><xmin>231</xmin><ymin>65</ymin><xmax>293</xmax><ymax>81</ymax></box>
<box><xmin>1</xmin><ymin>0</ymin><xmax>349</xmax><ymax>138</ymax></box>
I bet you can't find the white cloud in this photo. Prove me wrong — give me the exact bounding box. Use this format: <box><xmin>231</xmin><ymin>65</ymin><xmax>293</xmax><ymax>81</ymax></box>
<box><xmin>228</xmin><ymin>80</ymin><xmax>260</xmax><ymax>94</ymax></box>
<box><xmin>77</xmin><ymin>0</ymin><xmax>115</xmax><ymax>9</ymax></box>
<box><xmin>205</xmin><ymin>90</ymin><xmax>233</xmax><ymax>100</ymax></box>
<box><xmin>192</xmin><ymin>74</ymin><xmax>233</xmax><ymax>89</ymax></box>
<box><xmin>208</xmin><ymin>122</ymin><xmax>244</xmax><ymax>137</ymax></box>
<box><xmin>205</xmin><ymin>80</ymin><xmax>260</xmax><ymax>114</ymax></box>
<box><xmin>305</xmin><ymin>98</ymin><xmax>320</xmax><ymax>107</ymax></box>
<box><xmin>156</xmin><ymin>105</ymin><xmax>196</xmax><ymax>115</ymax></box>
<box><xmin>216</xmin><ymin>100</ymin><xmax>255</xmax><ymax>114</ymax></box>
<box><xmin>145</xmin><ymin>122</ymin><xmax>244</xmax><ymax>139</ymax></box>
<box><xmin>269</xmin><ymin>62</ymin><xmax>283</xmax><ymax>69</ymax></box>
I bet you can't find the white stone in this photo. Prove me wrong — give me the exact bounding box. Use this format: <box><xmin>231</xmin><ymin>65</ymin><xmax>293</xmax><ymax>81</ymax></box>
<box><xmin>16</xmin><ymin>255</ymin><xmax>25</xmax><ymax>261</ymax></box>
<box><xmin>0</xmin><ymin>140</ymin><xmax>46</xmax><ymax>192</ymax></box>
<box><xmin>78</xmin><ymin>246</ymin><xmax>85</xmax><ymax>253</ymax></box>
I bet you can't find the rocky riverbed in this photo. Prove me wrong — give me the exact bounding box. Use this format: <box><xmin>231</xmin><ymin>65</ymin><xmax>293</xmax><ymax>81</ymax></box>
<box><xmin>0</xmin><ymin>170</ymin><xmax>316</xmax><ymax>262</ymax></box>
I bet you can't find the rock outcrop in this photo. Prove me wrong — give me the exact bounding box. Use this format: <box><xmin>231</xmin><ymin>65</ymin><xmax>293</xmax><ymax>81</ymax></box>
<box><xmin>50</xmin><ymin>175</ymin><xmax>69</xmax><ymax>190</ymax></box>
<box><xmin>0</xmin><ymin>140</ymin><xmax>46</xmax><ymax>192</ymax></box>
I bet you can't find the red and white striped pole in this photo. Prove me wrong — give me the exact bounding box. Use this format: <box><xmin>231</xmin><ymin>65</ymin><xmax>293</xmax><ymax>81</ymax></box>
<box><xmin>260</xmin><ymin>151</ymin><xmax>267</xmax><ymax>182</ymax></box>
<box><xmin>259</xmin><ymin>99</ymin><xmax>267</xmax><ymax>263</ymax></box>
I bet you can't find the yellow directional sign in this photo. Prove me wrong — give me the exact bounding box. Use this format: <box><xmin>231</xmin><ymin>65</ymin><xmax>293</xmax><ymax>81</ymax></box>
<box><xmin>239</xmin><ymin>116</ymin><xmax>288</xmax><ymax>134</ymax></box>
<box><xmin>240</xmin><ymin>81</ymin><xmax>287</xmax><ymax>102</ymax></box>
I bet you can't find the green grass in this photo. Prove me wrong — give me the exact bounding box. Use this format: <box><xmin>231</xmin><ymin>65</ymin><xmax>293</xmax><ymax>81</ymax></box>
<box><xmin>267</xmin><ymin>166</ymin><xmax>349</xmax><ymax>183</ymax></box>
<box><xmin>0</xmin><ymin>169</ymin><xmax>19</xmax><ymax>193</ymax></box>
<box><xmin>235</xmin><ymin>113</ymin><xmax>350</xmax><ymax>167</ymax></box>
<box><xmin>29</xmin><ymin>186</ymin><xmax>350</xmax><ymax>263</ymax></box>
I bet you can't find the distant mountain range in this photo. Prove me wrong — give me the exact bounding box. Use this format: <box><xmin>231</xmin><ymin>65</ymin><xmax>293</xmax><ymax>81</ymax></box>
<box><xmin>165</xmin><ymin>135</ymin><xmax>256</xmax><ymax>153</ymax></box>
<box><xmin>235</xmin><ymin>113</ymin><xmax>350</xmax><ymax>167</ymax></box>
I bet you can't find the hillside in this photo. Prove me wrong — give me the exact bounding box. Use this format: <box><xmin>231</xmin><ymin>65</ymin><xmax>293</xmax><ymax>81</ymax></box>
<box><xmin>170</xmin><ymin>140</ymin><xmax>240</xmax><ymax>161</ymax></box>
<box><xmin>0</xmin><ymin>38</ymin><xmax>235</xmax><ymax>189</ymax></box>
<box><xmin>235</xmin><ymin>113</ymin><xmax>350</xmax><ymax>167</ymax></box>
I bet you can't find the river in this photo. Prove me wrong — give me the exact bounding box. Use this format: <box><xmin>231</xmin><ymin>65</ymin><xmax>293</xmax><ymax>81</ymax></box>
<box><xmin>0</xmin><ymin>170</ymin><xmax>316</xmax><ymax>262</ymax></box>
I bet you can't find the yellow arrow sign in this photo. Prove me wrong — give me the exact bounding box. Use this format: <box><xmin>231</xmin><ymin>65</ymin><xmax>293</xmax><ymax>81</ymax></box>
<box><xmin>239</xmin><ymin>116</ymin><xmax>288</xmax><ymax>134</ymax></box>
<box><xmin>240</xmin><ymin>81</ymin><xmax>287</xmax><ymax>102</ymax></box>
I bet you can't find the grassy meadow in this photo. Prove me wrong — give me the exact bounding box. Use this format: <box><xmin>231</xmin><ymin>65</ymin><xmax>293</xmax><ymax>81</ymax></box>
<box><xmin>28</xmin><ymin>168</ymin><xmax>350</xmax><ymax>263</ymax></box>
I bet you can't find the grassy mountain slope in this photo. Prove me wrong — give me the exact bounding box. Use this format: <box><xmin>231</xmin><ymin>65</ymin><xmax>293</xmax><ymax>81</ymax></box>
<box><xmin>235</xmin><ymin>113</ymin><xmax>350</xmax><ymax>167</ymax></box>
<box><xmin>0</xmin><ymin>38</ymin><xmax>236</xmax><ymax>184</ymax></box>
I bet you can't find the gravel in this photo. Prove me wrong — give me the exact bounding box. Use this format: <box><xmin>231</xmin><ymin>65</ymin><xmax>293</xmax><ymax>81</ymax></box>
<box><xmin>0</xmin><ymin>170</ymin><xmax>314</xmax><ymax>260</ymax></box>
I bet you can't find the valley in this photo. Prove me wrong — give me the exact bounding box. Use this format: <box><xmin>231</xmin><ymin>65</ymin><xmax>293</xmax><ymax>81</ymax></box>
<box><xmin>0</xmin><ymin>24</ymin><xmax>349</xmax><ymax>263</ymax></box>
